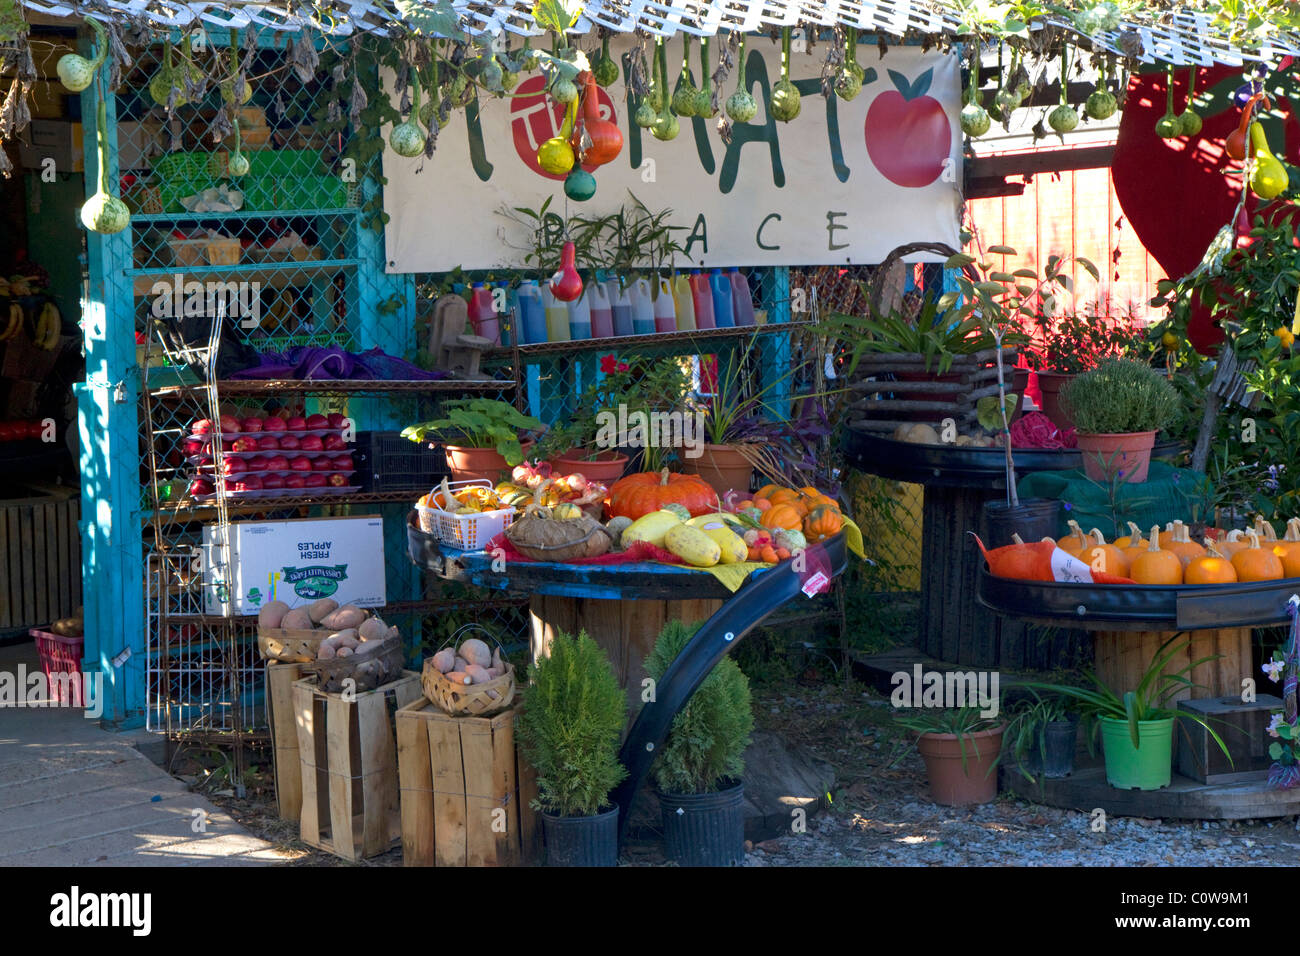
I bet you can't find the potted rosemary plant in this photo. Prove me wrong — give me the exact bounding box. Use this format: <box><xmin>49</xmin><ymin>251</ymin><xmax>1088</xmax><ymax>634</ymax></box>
<box><xmin>516</xmin><ymin>629</ymin><xmax>628</xmax><ymax>867</ymax></box>
<box><xmin>894</xmin><ymin>706</ymin><xmax>1005</xmax><ymax>806</ymax></box>
<box><xmin>644</xmin><ymin>619</ymin><xmax>754</xmax><ymax>866</ymax></box>
<box><xmin>1026</xmin><ymin>301</ymin><xmax>1146</xmax><ymax>429</ymax></box>
<box><xmin>1061</xmin><ymin>358</ymin><xmax>1179</xmax><ymax>484</ymax></box>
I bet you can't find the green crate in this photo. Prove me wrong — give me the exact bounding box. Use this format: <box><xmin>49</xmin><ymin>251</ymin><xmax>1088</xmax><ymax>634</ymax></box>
<box><xmin>152</xmin><ymin>151</ymin><xmax>221</xmax><ymax>212</ymax></box>
<box><xmin>242</xmin><ymin>175</ymin><xmax>347</xmax><ymax>212</ymax></box>
<box><xmin>210</xmin><ymin>148</ymin><xmax>327</xmax><ymax>181</ymax></box>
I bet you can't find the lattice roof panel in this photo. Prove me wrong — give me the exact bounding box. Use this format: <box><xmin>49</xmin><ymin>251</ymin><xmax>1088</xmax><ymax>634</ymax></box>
<box><xmin>18</xmin><ymin>0</ymin><xmax>1300</xmax><ymax>64</ymax></box>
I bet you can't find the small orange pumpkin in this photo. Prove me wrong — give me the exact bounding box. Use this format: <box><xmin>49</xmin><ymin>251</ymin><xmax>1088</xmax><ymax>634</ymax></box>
<box><xmin>1255</xmin><ymin>516</ymin><xmax>1279</xmax><ymax>543</ymax></box>
<box><xmin>1079</xmin><ymin>529</ymin><xmax>1129</xmax><ymax>576</ymax></box>
<box><xmin>1113</xmin><ymin>521</ymin><xmax>1146</xmax><ymax>550</ymax></box>
<box><xmin>1184</xmin><ymin>540</ymin><xmax>1238</xmax><ymax>585</ymax></box>
<box><xmin>804</xmin><ymin>504</ymin><xmax>845</xmax><ymax>542</ymax></box>
<box><xmin>762</xmin><ymin>503</ymin><xmax>804</xmax><ymax>531</ymax></box>
<box><xmin>1273</xmin><ymin>518</ymin><xmax>1300</xmax><ymax>578</ymax></box>
<box><xmin>1057</xmin><ymin>519</ymin><xmax>1088</xmax><ymax>557</ymax></box>
<box><xmin>1129</xmin><ymin>528</ymin><xmax>1183</xmax><ymax>585</ymax></box>
<box><xmin>1216</xmin><ymin>528</ymin><xmax>1250</xmax><ymax>558</ymax></box>
<box><xmin>755</xmin><ymin>483</ymin><xmax>781</xmax><ymax>501</ymax></box>
<box><xmin>1232</xmin><ymin>529</ymin><xmax>1284</xmax><ymax>582</ymax></box>
<box><xmin>1163</xmin><ymin>520</ymin><xmax>1207</xmax><ymax>568</ymax></box>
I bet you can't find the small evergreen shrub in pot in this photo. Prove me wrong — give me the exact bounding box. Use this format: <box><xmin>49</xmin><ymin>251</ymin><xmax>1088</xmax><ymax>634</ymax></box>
<box><xmin>644</xmin><ymin>620</ymin><xmax>754</xmax><ymax>866</ymax></box>
<box><xmin>1061</xmin><ymin>358</ymin><xmax>1178</xmax><ymax>483</ymax></box>
<box><xmin>516</xmin><ymin>630</ymin><xmax>627</xmax><ymax>866</ymax></box>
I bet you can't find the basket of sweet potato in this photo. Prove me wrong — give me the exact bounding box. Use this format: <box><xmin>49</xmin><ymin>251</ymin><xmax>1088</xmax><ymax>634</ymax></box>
<box><xmin>256</xmin><ymin>598</ymin><xmax>373</xmax><ymax>663</ymax></box>
<box><xmin>421</xmin><ymin>625</ymin><xmax>516</xmax><ymax>717</ymax></box>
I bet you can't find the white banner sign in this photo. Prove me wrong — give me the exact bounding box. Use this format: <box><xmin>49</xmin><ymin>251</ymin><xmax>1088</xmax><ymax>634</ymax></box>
<box><xmin>383</xmin><ymin>41</ymin><xmax>962</xmax><ymax>272</ymax></box>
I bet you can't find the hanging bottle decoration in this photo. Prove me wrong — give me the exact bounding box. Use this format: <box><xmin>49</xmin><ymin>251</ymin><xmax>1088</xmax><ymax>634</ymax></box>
<box><xmin>960</xmin><ymin>47</ymin><xmax>990</xmax><ymax>137</ymax></box>
<box><xmin>1178</xmin><ymin>67</ymin><xmax>1202</xmax><ymax>136</ymax></box>
<box><xmin>550</xmin><ymin>241</ymin><xmax>583</xmax><ymax>302</ymax></box>
<box><xmin>1154</xmin><ymin>64</ymin><xmax>1181</xmax><ymax>138</ymax></box>
<box><xmin>1048</xmin><ymin>42</ymin><xmax>1079</xmax><ymax>133</ymax></box>
<box><xmin>577</xmin><ymin>70</ymin><xmax>622</xmax><ymax>165</ymax></box>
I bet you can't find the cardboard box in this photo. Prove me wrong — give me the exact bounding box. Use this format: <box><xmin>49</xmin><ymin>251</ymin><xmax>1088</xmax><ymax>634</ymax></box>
<box><xmin>19</xmin><ymin>120</ymin><xmax>83</xmax><ymax>173</ymax></box>
<box><xmin>28</xmin><ymin>80</ymin><xmax>69</xmax><ymax>119</ymax></box>
<box><xmin>117</xmin><ymin>120</ymin><xmax>163</xmax><ymax>170</ymax></box>
<box><xmin>202</xmin><ymin>514</ymin><xmax>387</xmax><ymax>616</ymax></box>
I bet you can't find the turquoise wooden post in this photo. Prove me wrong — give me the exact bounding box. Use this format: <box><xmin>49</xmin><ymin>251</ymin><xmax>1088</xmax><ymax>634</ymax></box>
<box><xmin>77</xmin><ymin>66</ymin><xmax>147</xmax><ymax>728</ymax></box>
<box><xmin>759</xmin><ymin>265</ymin><xmax>793</xmax><ymax>421</ymax></box>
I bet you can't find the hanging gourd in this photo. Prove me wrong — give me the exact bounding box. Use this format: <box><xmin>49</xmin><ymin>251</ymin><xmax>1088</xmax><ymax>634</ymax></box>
<box><xmin>1178</xmin><ymin>67</ymin><xmax>1202</xmax><ymax>135</ymax></box>
<box><xmin>635</xmin><ymin>41</ymin><xmax>659</xmax><ymax>128</ymax></box>
<box><xmin>835</xmin><ymin>27</ymin><xmax>862</xmax><ymax>101</ymax></box>
<box><xmin>1085</xmin><ymin>56</ymin><xmax>1117</xmax><ymax>120</ymax></box>
<box><xmin>1056</xmin><ymin>519</ymin><xmax>1088</xmax><ymax>557</ymax></box>
<box><xmin>1185</xmin><ymin>540</ymin><xmax>1238</xmax><ymax>585</ymax></box>
<box><xmin>592</xmin><ymin>32</ymin><xmax>619</xmax><ymax>87</ymax></box>
<box><xmin>725</xmin><ymin>33</ymin><xmax>757</xmax><ymax>122</ymax></box>
<box><xmin>1079</xmin><ymin>529</ymin><xmax>1129</xmax><ymax>576</ymax></box>
<box><xmin>577</xmin><ymin>71</ymin><xmax>622</xmax><ymax>166</ymax></box>
<box><xmin>960</xmin><ymin>49</ymin><xmax>990</xmax><ymax>137</ymax></box>
<box><xmin>563</xmin><ymin>167</ymin><xmax>596</xmax><ymax>201</ymax></box>
<box><xmin>227</xmin><ymin>119</ymin><xmax>250</xmax><ymax>177</ymax></box>
<box><xmin>56</xmin><ymin>16</ymin><xmax>106</xmax><ymax>93</ymax></box>
<box><xmin>1048</xmin><ymin>42</ymin><xmax>1079</xmax><ymax>133</ymax></box>
<box><xmin>389</xmin><ymin>67</ymin><xmax>426</xmax><ymax>158</ymax></box>
<box><xmin>1155</xmin><ymin>64</ymin><xmax>1181</xmax><ymax>138</ymax></box>
<box><xmin>1129</xmin><ymin>530</ymin><xmax>1183</xmax><ymax>585</ymax></box>
<box><xmin>1231</xmin><ymin>530</ymin><xmax>1284</xmax><ymax>582</ymax></box>
<box><xmin>671</xmin><ymin>33</ymin><xmax>700</xmax><ymax>117</ymax></box>
<box><xmin>549</xmin><ymin>241</ymin><xmax>583</xmax><ymax>301</ymax></box>
<box><xmin>538</xmin><ymin>95</ymin><xmax>578</xmax><ymax>174</ymax></box>
<box><xmin>1273</xmin><ymin>518</ymin><xmax>1300</xmax><ymax>577</ymax></box>
<box><xmin>1226</xmin><ymin>91</ymin><xmax>1267</xmax><ymax>160</ymax></box>
<box><xmin>997</xmin><ymin>46</ymin><xmax>1027</xmax><ymax>111</ymax></box>
<box><xmin>550</xmin><ymin>76</ymin><xmax>579</xmax><ymax>105</ymax></box>
<box><xmin>651</xmin><ymin>38</ymin><xmax>679</xmax><ymax>141</ymax></box>
<box><xmin>81</xmin><ymin>94</ymin><xmax>130</xmax><ymax>235</ymax></box>
<box><xmin>1249</xmin><ymin>121</ymin><xmax>1288</xmax><ymax>200</ymax></box>
<box><xmin>694</xmin><ymin>37</ymin><xmax>718</xmax><ymax>117</ymax></box>
<box><xmin>771</xmin><ymin>27</ymin><xmax>801</xmax><ymax>122</ymax></box>
<box><xmin>221</xmin><ymin>30</ymin><xmax>253</xmax><ymax>104</ymax></box>
<box><xmin>149</xmin><ymin>41</ymin><xmax>185</xmax><ymax>107</ymax></box>
<box><xmin>1163</xmin><ymin>520</ymin><xmax>1207</xmax><ymax>568</ymax></box>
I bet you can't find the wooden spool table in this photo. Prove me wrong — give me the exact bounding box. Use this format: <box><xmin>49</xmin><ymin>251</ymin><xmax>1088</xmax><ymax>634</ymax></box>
<box><xmin>977</xmin><ymin>571</ymin><xmax>1300</xmax><ymax>819</ymax></box>
<box><xmin>407</xmin><ymin>512</ymin><xmax>850</xmax><ymax>841</ymax></box>
<box><xmin>842</xmin><ymin>426</ymin><xmax>1184</xmax><ymax>669</ymax></box>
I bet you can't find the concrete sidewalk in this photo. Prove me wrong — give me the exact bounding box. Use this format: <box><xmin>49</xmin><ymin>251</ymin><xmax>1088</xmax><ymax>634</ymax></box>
<box><xmin>0</xmin><ymin>640</ymin><xmax>287</xmax><ymax>866</ymax></box>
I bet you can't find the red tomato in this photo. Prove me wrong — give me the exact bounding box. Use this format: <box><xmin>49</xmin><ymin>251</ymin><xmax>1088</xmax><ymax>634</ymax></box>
<box><xmin>864</xmin><ymin>67</ymin><xmax>953</xmax><ymax>189</ymax></box>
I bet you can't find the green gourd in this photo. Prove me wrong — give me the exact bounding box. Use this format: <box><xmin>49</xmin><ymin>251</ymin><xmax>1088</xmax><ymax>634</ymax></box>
<box><xmin>693</xmin><ymin>37</ymin><xmax>717</xmax><ymax>117</ymax></box>
<box><xmin>550</xmin><ymin>77</ymin><xmax>578</xmax><ymax>105</ymax></box>
<box><xmin>56</xmin><ymin>16</ymin><xmax>106</xmax><ymax>93</ymax></box>
<box><xmin>835</xmin><ymin>27</ymin><xmax>862</xmax><ymax>101</ymax></box>
<box><xmin>1154</xmin><ymin>64</ymin><xmax>1180</xmax><ymax>138</ymax></box>
<box><xmin>592</xmin><ymin>34</ymin><xmax>619</xmax><ymax>87</ymax></box>
<box><xmin>1086</xmin><ymin>88</ymin><xmax>1116</xmax><ymax>120</ymax></box>
<box><xmin>227</xmin><ymin>120</ymin><xmax>250</xmax><ymax>177</ymax></box>
<box><xmin>771</xmin><ymin>27</ymin><xmax>800</xmax><ymax>122</ymax></box>
<box><xmin>651</xmin><ymin>38</ymin><xmax>679</xmax><ymax>141</ymax></box>
<box><xmin>389</xmin><ymin>68</ymin><xmax>426</xmax><ymax>158</ymax></box>
<box><xmin>81</xmin><ymin>96</ymin><xmax>130</xmax><ymax>235</ymax></box>
<box><xmin>960</xmin><ymin>54</ymin><xmax>988</xmax><ymax>137</ymax></box>
<box><xmin>725</xmin><ymin>33</ymin><xmax>757</xmax><ymax>122</ymax></box>
<box><xmin>563</xmin><ymin>167</ymin><xmax>596</xmax><ymax>201</ymax></box>
<box><xmin>1048</xmin><ymin>43</ymin><xmax>1078</xmax><ymax>133</ymax></box>
<box><xmin>634</xmin><ymin>101</ymin><xmax>656</xmax><ymax>128</ymax></box>
<box><xmin>671</xmin><ymin>33</ymin><xmax>699</xmax><ymax>117</ymax></box>
<box><xmin>1178</xmin><ymin>68</ymin><xmax>1201</xmax><ymax>136</ymax></box>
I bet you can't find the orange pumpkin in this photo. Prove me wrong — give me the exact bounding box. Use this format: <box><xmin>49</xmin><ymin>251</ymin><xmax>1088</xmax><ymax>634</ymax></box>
<box><xmin>804</xmin><ymin>505</ymin><xmax>845</xmax><ymax>542</ymax></box>
<box><xmin>1185</xmin><ymin>540</ymin><xmax>1238</xmax><ymax>585</ymax></box>
<box><xmin>1273</xmin><ymin>518</ymin><xmax>1300</xmax><ymax>578</ymax></box>
<box><xmin>1255</xmin><ymin>516</ymin><xmax>1279</xmax><ymax>543</ymax></box>
<box><xmin>1216</xmin><ymin>528</ymin><xmax>1250</xmax><ymax>558</ymax></box>
<box><xmin>1057</xmin><ymin>520</ymin><xmax>1088</xmax><ymax>557</ymax></box>
<box><xmin>755</xmin><ymin>483</ymin><xmax>781</xmax><ymax>501</ymax></box>
<box><xmin>1163</xmin><ymin>521</ymin><xmax>1206</xmax><ymax>568</ymax></box>
<box><xmin>1113</xmin><ymin>521</ymin><xmax>1146</xmax><ymax>550</ymax></box>
<box><xmin>1079</xmin><ymin>529</ymin><xmax>1129</xmax><ymax>577</ymax></box>
<box><xmin>1129</xmin><ymin>529</ymin><xmax>1183</xmax><ymax>585</ymax></box>
<box><xmin>1232</xmin><ymin>530</ymin><xmax>1284</xmax><ymax>582</ymax></box>
<box><xmin>762</xmin><ymin>503</ymin><xmax>804</xmax><ymax>531</ymax></box>
<box><xmin>606</xmin><ymin>468</ymin><xmax>717</xmax><ymax>520</ymax></box>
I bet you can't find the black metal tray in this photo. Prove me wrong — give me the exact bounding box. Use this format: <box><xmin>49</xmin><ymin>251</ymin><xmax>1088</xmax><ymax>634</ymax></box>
<box><xmin>977</xmin><ymin>568</ymin><xmax>1299</xmax><ymax>631</ymax></box>
<box><xmin>842</xmin><ymin>427</ymin><xmax>1185</xmax><ymax>487</ymax></box>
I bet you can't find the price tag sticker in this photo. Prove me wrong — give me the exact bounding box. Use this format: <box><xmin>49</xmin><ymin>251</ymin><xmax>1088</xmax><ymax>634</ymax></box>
<box><xmin>801</xmin><ymin>570</ymin><xmax>830</xmax><ymax>597</ymax></box>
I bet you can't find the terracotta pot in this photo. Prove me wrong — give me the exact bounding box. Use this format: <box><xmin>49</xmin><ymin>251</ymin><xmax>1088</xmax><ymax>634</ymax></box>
<box><xmin>1035</xmin><ymin>371</ymin><xmax>1076</xmax><ymax>429</ymax></box>
<box><xmin>546</xmin><ymin>449</ymin><xmax>629</xmax><ymax>483</ymax></box>
<box><xmin>915</xmin><ymin>725</ymin><xmax>1004</xmax><ymax>806</ymax></box>
<box><xmin>444</xmin><ymin>439</ymin><xmax>534</xmax><ymax>485</ymax></box>
<box><xmin>1075</xmin><ymin>430</ymin><xmax>1157</xmax><ymax>483</ymax></box>
<box><xmin>681</xmin><ymin>443</ymin><xmax>755</xmax><ymax>496</ymax></box>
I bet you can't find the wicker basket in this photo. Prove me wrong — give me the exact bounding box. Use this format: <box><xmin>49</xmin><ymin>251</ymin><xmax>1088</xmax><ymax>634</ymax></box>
<box><xmin>504</xmin><ymin>510</ymin><xmax>612</xmax><ymax>562</ymax></box>
<box><xmin>205</xmin><ymin>237</ymin><xmax>241</xmax><ymax>266</ymax></box>
<box><xmin>257</xmin><ymin>625</ymin><xmax>331</xmax><ymax>663</ymax></box>
<box><xmin>421</xmin><ymin>624</ymin><xmax>517</xmax><ymax>717</ymax></box>
<box><xmin>300</xmin><ymin>633</ymin><xmax>405</xmax><ymax>694</ymax></box>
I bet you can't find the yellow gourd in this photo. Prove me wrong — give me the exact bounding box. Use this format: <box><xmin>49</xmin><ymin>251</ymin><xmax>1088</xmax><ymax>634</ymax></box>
<box><xmin>621</xmin><ymin>510</ymin><xmax>683</xmax><ymax>548</ymax></box>
<box><xmin>687</xmin><ymin>517</ymin><xmax>748</xmax><ymax>564</ymax></box>
<box><xmin>1184</xmin><ymin>540</ymin><xmax>1238</xmax><ymax>585</ymax></box>
<box><xmin>1232</xmin><ymin>530</ymin><xmax>1284</xmax><ymax>582</ymax></box>
<box><xmin>1079</xmin><ymin>529</ymin><xmax>1129</xmax><ymax>576</ymax></box>
<box><xmin>1129</xmin><ymin>528</ymin><xmax>1183</xmax><ymax>585</ymax></box>
<box><xmin>664</xmin><ymin>523</ymin><xmax>722</xmax><ymax>567</ymax></box>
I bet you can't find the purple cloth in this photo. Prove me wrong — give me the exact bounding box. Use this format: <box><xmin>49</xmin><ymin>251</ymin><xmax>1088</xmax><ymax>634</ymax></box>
<box><xmin>228</xmin><ymin>346</ymin><xmax>450</xmax><ymax>381</ymax></box>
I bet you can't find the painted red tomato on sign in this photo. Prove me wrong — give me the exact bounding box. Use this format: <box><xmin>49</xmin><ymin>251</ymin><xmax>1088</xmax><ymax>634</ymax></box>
<box><xmin>509</xmin><ymin>74</ymin><xmax>618</xmax><ymax>180</ymax></box>
<box><xmin>864</xmin><ymin>68</ymin><xmax>953</xmax><ymax>188</ymax></box>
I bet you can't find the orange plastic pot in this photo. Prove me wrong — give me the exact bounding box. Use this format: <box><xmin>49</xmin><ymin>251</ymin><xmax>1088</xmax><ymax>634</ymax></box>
<box><xmin>1075</xmin><ymin>430</ymin><xmax>1157</xmax><ymax>483</ymax></box>
<box><xmin>444</xmin><ymin>439</ymin><xmax>534</xmax><ymax>485</ymax></box>
<box><xmin>915</xmin><ymin>725</ymin><xmax>1004</xmax><ymax>806</ymax></box>
<box><xmin>681</xmin><ymin>443</ymin><xmax>754</xmax><ymax>496</ymax></box>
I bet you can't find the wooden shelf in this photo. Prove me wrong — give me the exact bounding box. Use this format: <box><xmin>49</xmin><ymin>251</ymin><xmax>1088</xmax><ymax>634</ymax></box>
<box><xmin>156</xmin><ymin>596</ymin><xmax>528</xmax><ymax>625</ymax></box>
<box><xmin>488</xmin><ymin>319</ymin><xmax>808</xmax><ymax>358</ymax></box>
<box><xmin>145</xmin><ymin>488</ymin><xmax>420</xmax><ymax>522</ymax></box>
<box><xmin>128</xmin><ymin>258</ymin><xmax>360</xmax><ymax>296</ymax></box>
<box><xmin>132</xmin><ymin>208</ymin><xmax>361</xmax><ymax>223</ymax></box>
<box><xmin>148</xmin><ymin>377</ymin><xmax>513</xmax><ymax>399</ymax></box>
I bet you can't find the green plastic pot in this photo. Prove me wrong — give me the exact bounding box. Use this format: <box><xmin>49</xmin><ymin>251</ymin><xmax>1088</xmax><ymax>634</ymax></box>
<box><xmin>1099</xmin><ymin>716</ymin><xmax>1173</xmax><ymax>790</ymax></box>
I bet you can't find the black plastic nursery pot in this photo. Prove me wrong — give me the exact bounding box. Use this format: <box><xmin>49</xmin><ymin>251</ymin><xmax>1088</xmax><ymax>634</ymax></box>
<box><xmin>982</xmin><ymin>497</ymin><xmax>1060</xmax><ymax>549</ymax></box>
<box><xmin>659</xmin><ymin>780</ymin><xmax>745</xmax><ymax>867</ymax></box>
<box><xmin>1022</xmin><ymin>720</ymin><xmax>1078</xmax><ymax>779</ymax></box>
<box><xmin>542</xmin><ymin>806</ymin><xmax>620</xmax><ymax>867</ymax></box>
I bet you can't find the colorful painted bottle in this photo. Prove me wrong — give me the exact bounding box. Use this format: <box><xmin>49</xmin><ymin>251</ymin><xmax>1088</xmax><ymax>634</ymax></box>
<box><xmin>568</xmin><ymin>286</ymin><xmax>592</xmax><ymax>341</ymax></box>
<box><xmin>690</xmin><ymin>270</ymin><xmax>716</xmax><ymax>330</ymax></box>
<box><xmin>608</xmin><ymin>278</ymin><xmax>634</xmax><ymax>337</ymax></box>
<box><xmin>630</xmin><ymin>277</ymin><xmax>656</xmax><ymax>336</ymax></box>
<box><xmin>653</xmin><ymin>277</ymin><xmax>677</xmax><ymax>333</ymax></box>
<box><xmin>672</xmin><ymin>273</ymin><xmax>697</xmax><ymax>331</ymax></box>
<box><xmin>542</xmin><ymin>284</ymin><xmax>570</xmax><ymax>342</ymax></box>
<box><xmin>468</xmin><ymin>282</ymin><xmax>499</xmax><ymax>344</ymax></box>
<box><xmin>729</xmin><ymin>268</ymin><xmax>756</xmax><ymax>326</ymax></box>
<box><xmin>709</xmin><ymin>269</ymin><xmax>735</xmax><ymax>329</ymax></box>
<box><xmin>589</xmin><ymin>278</ymin><xmax>614</xmax><ymax>338</ymax></box>
<box><xmin>515</xmin><ymin>280</ymin><xmax>547</xmax><ymax>344</ymax></box>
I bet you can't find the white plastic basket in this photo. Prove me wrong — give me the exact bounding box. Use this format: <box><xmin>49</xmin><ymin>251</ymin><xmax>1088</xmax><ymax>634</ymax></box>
<box><xmin>415</xmin><ymin>478</ymin><xmax>515</xmax><ymax>551</ymax></box>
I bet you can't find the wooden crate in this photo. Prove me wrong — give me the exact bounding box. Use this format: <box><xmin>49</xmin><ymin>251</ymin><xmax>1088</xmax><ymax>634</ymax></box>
<box><xmin>1175</xmin><ymin>694</ymin><xmax>1281</xmax><ymax>784</ymax></box>
<box><xmin>0</xmin><ymin>484</ymin><xmax>81</xmax><ymax>631</ymax></box>
<box><xmin>294</xmin><ymin>670</ymin><xmax>422</xmax><ymax>861</ymax></box>
<box><xmin>265</xmin><ymin>661</ymin><xmax>303</xmax><ymax>821</ymax></box>
<box><xmin>396</xmin><ymin>697</ymin><xmax>540</xmax><ymax>866</ymax></box>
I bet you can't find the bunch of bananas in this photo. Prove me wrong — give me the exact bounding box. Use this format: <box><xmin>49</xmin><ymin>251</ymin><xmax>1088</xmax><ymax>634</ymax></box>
<box><xmin>0</xmin><ymin>301</ymin><xmax>23</xmax><ymax>343</ymax></box>
<box><xmin>32</xmin><ymin>301</ymin><xmax>62</xmax><ymax>350</ymax></box>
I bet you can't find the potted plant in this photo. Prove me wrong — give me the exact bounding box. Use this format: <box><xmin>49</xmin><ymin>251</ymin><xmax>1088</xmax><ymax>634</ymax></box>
<box><xmin>1061</xmin><ymin>358</ymin><xmax>1179</xmax><ymax>484</ymax></box>
<box><xmin>643</xmin><ymin>619</ymin><xmax>754</xmax><ymax>866</ymax></box>
<box><xmin>1026</xmin><ymin>300</ymin><xmax>1147</xmax><ymax>429</ymax></box>
<box><xmin>894</xmin><ymin>706</ymin><xmax>1005</xmax><ymax>806</ymax></box>
<box><xmin>402</xmin><ymin>398</ymin><xmax>544</xmax><ymax>484</ymax></box>
<box><xmin>515</xmin><ymin>629</ymin><xmax>628</xmax><ymax>867</ymax></box>
<box><xmin>1026</xmin><ymin>635</ymin><xmax>1231</xmax><ymax>791</ymax></box>
<box><xmin>1004</xmin><ymin>691</ymin><xmax>1078</xmax><ymax>781</ymax></box>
